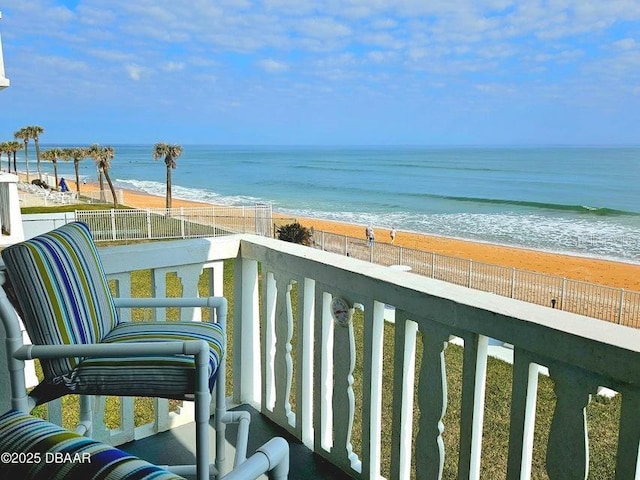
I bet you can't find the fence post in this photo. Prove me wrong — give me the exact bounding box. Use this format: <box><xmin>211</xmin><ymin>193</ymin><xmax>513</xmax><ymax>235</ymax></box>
<box><xmin>178</xmin><ymin>207</ymin><xmax>183</xmax><ymax>238</ymax></box>
<box><xmin>344</xmin><ymin>234</ymin><xmax>348</xmax><ymax>256</ymax></box>
<box><xmin>110</xmin><ymin>209</ymin><xmax>116</xmax><ymax>241</ymax></box>
<box><xmin>561</xmin><ymin>278</ymin><xmax>566</xmax><ymax>311</ymax></box>
<box><xmin>510</xmin><ymin>268</ymin><xmax>516</xmax><ymax>298</ymax></box>
<box><xmin>399</xmin><ymin>246</ymin><xmax>403</xmax><ymax>266</ymax></box>
<box><xmin>431</xmin><ymin>252</ymin><xmax>435</xmax><ymax>278</ymax></box>
<box><xmin>468</xmin><ymin>260</ymin><xmax>473</xmax><ymax>288</ymax></box>
<box><xmin>146</xmin><ymin>210</ymin><xmax>152</xmax><ymax>239</ymax></box>
<box><xmin>618</xmin><ymin>289</ymin><xmax>625</xmax><ymax>325</ymax></box>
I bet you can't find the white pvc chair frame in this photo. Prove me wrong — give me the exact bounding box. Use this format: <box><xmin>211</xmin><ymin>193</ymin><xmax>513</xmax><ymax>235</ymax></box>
<box><xmin>0</xmin><ymin>271</ymin><xmax>289</xmax><ymax>480</ymax></box>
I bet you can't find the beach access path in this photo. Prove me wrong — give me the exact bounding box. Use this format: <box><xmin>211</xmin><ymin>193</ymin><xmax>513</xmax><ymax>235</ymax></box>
<box><xmin>20</xmin><ymin>177</ymin><xmax>640</xmax><ymax>292</ymax></box>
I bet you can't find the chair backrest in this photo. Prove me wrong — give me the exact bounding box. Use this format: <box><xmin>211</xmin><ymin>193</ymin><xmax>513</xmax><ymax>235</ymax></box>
<box><xmin>1</xmin><ymin>222</ymin><xmax>118</xmax><ymax>383</ymax></box>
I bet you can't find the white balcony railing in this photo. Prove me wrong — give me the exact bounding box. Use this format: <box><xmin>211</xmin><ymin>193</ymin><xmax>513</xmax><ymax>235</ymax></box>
<box><xmin>0</xmin><ymin>173</ymin><xmax>24</xmax><ymax>246</ymax></box>
<box><xmin>15</xmin><ymin>235</ymin><xmax>640</xmax><ymax>479</ymax></box>
<box><xmin>0</xmin><ymin>12</ymin><xmax>9</xmax><ymax>90</ymax></box>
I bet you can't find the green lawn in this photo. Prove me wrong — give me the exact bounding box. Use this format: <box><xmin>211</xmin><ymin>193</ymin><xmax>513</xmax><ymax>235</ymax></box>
<box><xmin>22</xmin><ymin>203</ymin><xmax>130</xmax><ymax>214</ymax></box>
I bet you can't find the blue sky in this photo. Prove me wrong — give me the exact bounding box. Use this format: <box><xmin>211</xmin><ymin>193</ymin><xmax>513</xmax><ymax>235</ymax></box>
<box><xmin>0</xmin><ymin>0</ymin><xmax>639</xmax><ymax>145</ymax></box>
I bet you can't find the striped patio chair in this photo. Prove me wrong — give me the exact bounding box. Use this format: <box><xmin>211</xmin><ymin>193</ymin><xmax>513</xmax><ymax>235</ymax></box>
<box><xmin>0</xmin><ymin>221</ymin><xmax>288</xmax><ymax>480</ymax></box>
<box><xmin>0</xmin><ymin>409</ymin><xmax>186</xmax><ymax>480</ymax></box>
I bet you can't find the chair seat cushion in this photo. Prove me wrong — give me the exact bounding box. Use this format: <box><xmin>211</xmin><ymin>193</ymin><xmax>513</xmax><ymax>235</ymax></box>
<box><xmin>72</xmin><ymin>321</ymin><xmax>224</xmax><ymax>399</ymax></box>
<box><xmin>0</xmin><ymin>409</ymin><xmax>185</xmax><ymax>480</ymax></box>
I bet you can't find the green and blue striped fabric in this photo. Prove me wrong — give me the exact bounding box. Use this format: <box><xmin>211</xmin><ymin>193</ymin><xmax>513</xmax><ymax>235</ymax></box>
<box><xmin>0</xmin><ymin>409</ymin><xmax>185</xmax><ymax>480</ymax></box>
<box><xmin>76</xmin><ymin>320</ymin><xmax>224</xmax><ymax>398</ymax></box>
<box><xmin>1</xmin><ymin>222</ymin><xmax>118</xmax><ymax>383</ymax></box>
<box><xmin>1</xmin><ymin>221</ymin><xmax>224</xmax><ymax>400</ymax></box>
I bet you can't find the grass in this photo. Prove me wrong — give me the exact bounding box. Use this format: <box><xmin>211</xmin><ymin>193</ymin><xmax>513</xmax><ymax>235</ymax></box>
<box><xmin>29</xmin><ymin>247</ymin><xmax>620</xmax><ymax>479</ymax></box>
<box><xmin>22</xmin><ymin>204</ymin><xmax>234</xmax><ymax>240</ymax></box>
<box><xmin>22</xmin><ymin>203</ymin><xmax>130</xmax><ymax>214</ymax></box>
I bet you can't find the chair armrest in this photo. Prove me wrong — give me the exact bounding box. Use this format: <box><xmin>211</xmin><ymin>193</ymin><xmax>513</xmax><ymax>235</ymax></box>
<box><xmin>113</xmin><ymin>296</ymin><xmax>227</xmax><ymax>328</ymax></box>
<box><xmin>113</xmin><ymin>296</ymin><xmax>226</xmax><ymax>309</ymax></box>
<box><xmin>14</xmin><ymin>340</ymin><xmax>210</xmax><ymax>362</ymax></box>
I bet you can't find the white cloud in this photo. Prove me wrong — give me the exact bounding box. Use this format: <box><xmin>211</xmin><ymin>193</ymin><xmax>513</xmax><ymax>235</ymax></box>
<box><xmin>475</xmin><ymin>83</ymin><xmax>517</xmax><ymax>95</ymax></box>
<box><xmin>614</xmin><ymin>38</ymin><xmax>638</xmax><ymax>51</ymax></box>
<box><xmin>298</xmin><ymin>17</ymin><xmax>352</xmax><ymax>39</ymax></box>
<box><xmin>361</xmin><ymin>31</ymin><xmax>404</xmax><ymax>49</ymax></box>
<box><xmin>125</xmin><ymin>64</ymin><xmax>146</xmax><ymax>81</ymax></box>
<box><xmin>33</xmin><ymin>54</ymin><xmax>89</xmax><ymax>73</ymax></box>
<box><xmin>258</xmin><ymin>59</ymin><xmax>289</xmax><ymax>73</ymax></box>
<box><xmin>162</xmin><ymin>61</ymin><xmax>185</xmax><ymax>72</ymax></box>
<box><xmin>88</xmin><ymin>48</ymin><xmax>135</xmax><ymax>62</ymax></box>
<box><xmin>367</xmin><ymin>50</ymin><xmax>397</xmax><ymax>63</ymax></box>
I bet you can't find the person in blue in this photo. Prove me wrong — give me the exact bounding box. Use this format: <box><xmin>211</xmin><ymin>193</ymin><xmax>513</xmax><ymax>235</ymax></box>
<box><xmin>59</xmin><ymin>177</ymin><xmax>69</xmax><ymax>192</ymax></box>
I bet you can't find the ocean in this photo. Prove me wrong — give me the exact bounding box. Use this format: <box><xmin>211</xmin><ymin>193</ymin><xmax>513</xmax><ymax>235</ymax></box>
<box><xmin>28</xmin><ymin>145</ymin><xmax>640</xmax><ymax>263</ymax></box>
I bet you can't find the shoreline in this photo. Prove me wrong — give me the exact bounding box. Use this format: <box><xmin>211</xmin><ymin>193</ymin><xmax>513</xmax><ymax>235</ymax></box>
<box><xmin>62</xmin><ymin>178</ymin><xmax>640</xmax><ymax>292</ymax></box>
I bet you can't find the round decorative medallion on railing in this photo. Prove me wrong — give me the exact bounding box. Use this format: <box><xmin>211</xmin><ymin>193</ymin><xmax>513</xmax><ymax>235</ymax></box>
<box><xmin>330</xmin><ymin>296</ymin><xmax>353</xmax><ymax>327</ymax></box>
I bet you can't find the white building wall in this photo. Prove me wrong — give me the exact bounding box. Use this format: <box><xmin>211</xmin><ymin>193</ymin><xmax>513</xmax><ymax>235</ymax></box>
<box><xmin>0</xmin><ymin>12</ymin><xmax>9</xmax><ymax>89</ymax></box>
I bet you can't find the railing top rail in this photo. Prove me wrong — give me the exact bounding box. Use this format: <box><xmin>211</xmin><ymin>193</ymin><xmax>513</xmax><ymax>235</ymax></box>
<box><xmin>0</xmin><ymin>172</ymin><xmax>18</xmax><ymax>183</ymax></box>
<box><xmin>99</xmin><ymin>235</ymin><xmax>242</xmax><ymax>274</ymax></box>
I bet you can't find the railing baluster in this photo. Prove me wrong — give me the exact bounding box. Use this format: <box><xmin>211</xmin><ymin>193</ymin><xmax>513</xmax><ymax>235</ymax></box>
<box><xmin>546</xmin><ymin>364</ymin><xmax>597</xmax><ymax>480</ymax></box>
<box><xmin>297</xmin><ymin>277</ymin><xmax>315</xmax><ymax>447</ymax></box>
<box><xmin>314</xmin><ymin>290</ymin><xmax>334</xmax><ymax>453</ymax></box>
<box><xmin>506</xmin><ymin>349</ymin><xmax>539</xmax><ymax>480</ymax></box>
<box><xmin>390</xmin><ymin>311</ymin><xmax>417</xmax><ymax>480</ymax></box>
<box><xmin>360</xmin><ymin>300</ymin><xmax>385</xmax><ymax>478</ymax></box>
<box><xmin>332</xmin><ymin>294</ymin><xmax>360</xmax><ymax>473</ymax></box>
<box><xmin>233</xmin><ymin>256</ymin><xmax>260</xmax><ymax>405</ymax></box>
<box><xmin>457</xmin><ymin>333</ymin><xmax>488</xmax><ymax>480</ymax></box>
<box><xmin>263</xmin><ymin>271</ymin><xmax>277</xmax><ymax>411</ymax></box>
<box><xmin>415</xmin><ymin>321</ymin><xmax>449</xmax><ymax>480</ymax></box>
<box><xmin>272</xmin><ymin>274</ymin><xmax>294</xmax><ymax>428</ymax></box>
<box><xmin>176</xmin><ymin>264</ymin><xmax>204</xmax><ymax>321</ymax></box>
<box><xmin>615</xmin><ymin>387</ymin><xmax>640</xmax><ymax>479</ymax></box>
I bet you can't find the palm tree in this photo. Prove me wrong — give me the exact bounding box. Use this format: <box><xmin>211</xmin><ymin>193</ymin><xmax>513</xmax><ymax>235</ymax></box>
<box><xmin>89</xmin><ymin>144</ymin><xmax>106</xmax><ymax>202</ymax></box>
<box><xmin>0</xmin><ymin>142</ymin><xmax>7</xmax><ymax>172</ymax></box>
<box><xmin>27</xmin><ymin>125</ymin><xmax>45</xmax><ymax>180</ymax></box>
<box><xmin>67</xmin><ymin>147</ymin><xmax>88</xmax><ymax>194</ymax></box>
<box><xmin>152</xmin><ymin>142</ymin><xmax>183</xmax><ymax>209</ymax></box>
<box><xmin>90</xmin><ymin>144</ymin><xmax>118</xmax><ymax>207</ymax></box>
<box><xmin>14</xmin><ymin>128</ymin><xmax>30</xmax><ymax>182</ymax></box>
<box><xmin>41</xmin><ymin>148</ymin><xmax>63</xmax><ymax>188</ymax></box>
<box><xmin>0</xmin><ymin>142</ymin><xmax>11</xmax><ymax>172</ymax></box>
<box><xmin>58</xmin><ymin>148</ymin><xmax>72</xmax><ymax>189</ymax></box>
<box><xmin>6</xmin><ymin>141</ymin><xmax>22</xmax><ymax>174</ymax></box>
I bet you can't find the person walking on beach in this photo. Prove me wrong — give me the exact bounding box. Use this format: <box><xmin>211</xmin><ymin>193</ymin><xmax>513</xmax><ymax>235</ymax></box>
<box><xmin>59</xmin><ymin>177</ymin><xmax>69</xmax><ymax>192</ymax></box>
<box><xmin>390</xmin><ymin>227</ymin><xmax>396</xmax><ymax>244</ymax></box>
<box><xmin>366</xmin><ymin>225</ymin><xmax>375</xmax><ymax>246</ymax></box>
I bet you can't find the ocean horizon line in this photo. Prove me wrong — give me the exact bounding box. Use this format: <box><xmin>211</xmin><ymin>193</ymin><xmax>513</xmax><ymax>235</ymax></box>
<box><xmin>37</xmin><ymin>142</ymin><xmax>640</xmax><ymax>149</ymax></box>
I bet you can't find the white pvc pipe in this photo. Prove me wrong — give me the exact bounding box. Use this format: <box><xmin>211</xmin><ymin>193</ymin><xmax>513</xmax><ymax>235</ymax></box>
<box><xmin>221</xmin><ymin>437</ymin><xmax>289</xmax><ymax>480</ymax></box>
<box><xmin>222</xmin><ymin>410</ymin><xmax>251</xmax><ymax>465</ymax></box>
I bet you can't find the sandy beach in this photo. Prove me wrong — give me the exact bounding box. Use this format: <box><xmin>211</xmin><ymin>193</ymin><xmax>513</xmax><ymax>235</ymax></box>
<box><xmin>59</xmin><ymin>179</ymin><xmax>640</xmax><ymax>292</ymax></box>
